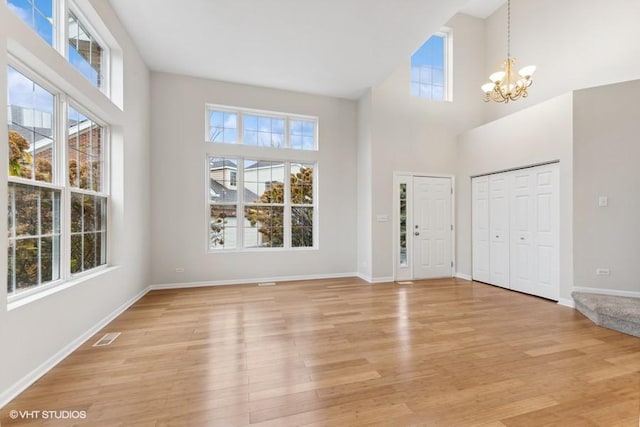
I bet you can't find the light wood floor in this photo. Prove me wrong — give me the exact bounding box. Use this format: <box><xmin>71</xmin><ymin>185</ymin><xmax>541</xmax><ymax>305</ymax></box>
<box><xmin>1</xmin><ymin>278</ymin><xmax>639</xmax><ymax>426</ymax></box>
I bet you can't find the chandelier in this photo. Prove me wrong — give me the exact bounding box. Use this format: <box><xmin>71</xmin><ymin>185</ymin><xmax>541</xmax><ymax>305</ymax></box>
<box><xmin>481</xmin><ymin>0</ymin><xmax>536</xmax><ymax>103</ymax></box>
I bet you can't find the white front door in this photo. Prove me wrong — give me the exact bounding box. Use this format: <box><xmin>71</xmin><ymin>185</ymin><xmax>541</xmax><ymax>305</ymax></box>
<box><xmin>412</xmin><ymin>176</ymin><xmax>452</xmax><ymax>279</ymax></box>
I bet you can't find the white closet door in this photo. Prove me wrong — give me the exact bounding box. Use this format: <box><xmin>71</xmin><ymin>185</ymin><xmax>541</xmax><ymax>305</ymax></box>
<box><xmin>489</xmin><ymin>174</ymin><xmax>510</xmax><ymax>288</ymax></box>
<box><xmin>509</xmin><ymin>164</ymin><xmax>559</xmax><ymax>300</ymax></box>
<box><xmin>472</xmin><ymin>176</ymin><xmax>490</xmax><ymax>283</ymax></box>
<box><xmin>510</xmin><ymin>169</ymin><xmax>535</xmax><ymax>295</ymax></box>
<box><xmin>532</xmin><ymin>164</ymin><xmax>559</xmax><ymax>300</ymax></box>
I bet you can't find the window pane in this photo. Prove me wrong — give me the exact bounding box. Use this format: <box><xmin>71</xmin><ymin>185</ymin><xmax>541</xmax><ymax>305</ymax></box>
<box><xmin>244</xmin><ymin>206</ymin><xmax>283</xmax><ymax>248</ymax></box>
<box><xmin>411</xmin><ymin>34</ymin><xmax>447</xmax><ymax>101</ymax></box>
<box><xmin>7</xmin><ymin>66</ymin><xmax>55</xmax><ymax>182</ymax></box>
<box><xmin>210</xmin><ymin>205</ymin><xmax>237</xmax><ymax>250</ymax></box>
<box><xmin>243</xmin><ymin>114</ymin><xmax>284</xmax><ymax>148</ymax></box>
<box><xmin>14</xmin><ymin>238</ymin><xmax>38</xmax><ymax>290</ymax></box>
<box><xmin>292</xmin><ymin>207</ymin><xmax>313</xmax><ymax>248</ymax></box>
<box><xmin>68</xmin><ymin>106</ymin><xmax>104</xmax><ymax>192</ymax></box>
<box><xmin>208</xmin><ymin>110</ymin><xmax>237</xmax><ymax>143</ymax></box>
<box><xmin>290</xmin><ymin>163</ymin><xmax>313</xmax><ymax>204</ymax></box>
<box><xmin>245</xmin><ymin>160</ymin><xmax>284</xmax><ymax>203</ymax></box>
<box><xmin>7</xmin><ymin>0</ymin><xmax>53</xmax><ymax>46</ymax></box>
<box><xmin>289</xmin><ymin>119</ymin><xmax>315</xmax><ymax>150</ymax></box>
<box><xmin>68</xmin><ymin>12</ymin><xmax>104</xmax><ymax>88</ymax></box>
<box><xmin>7</xmin><ymin>183</ymin><xmax>61</xmax><ymax>295</ymax></box>
<box><xmin>70</xmin><ymin>192</ymin><xmax>107</xmax><ymax>274</ymax></box>
<box><xmin>209</xmin><ymin>157</ymin><xmax>238</xmax><ymax>203</ymax></box>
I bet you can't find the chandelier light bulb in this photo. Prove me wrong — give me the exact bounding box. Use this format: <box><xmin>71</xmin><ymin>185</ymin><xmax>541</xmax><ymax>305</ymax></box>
<box><xmin>489</xmin><ymin>71</ymin><xmax>505</xmax><ymax>83</ymax></box>
<box><xmin>518</xmin><ymin>65</ymin><xmax>536</xmax><ymax>78</ymax></box>
<box><xmin>481</xmin><ymin>83</ymin><xmax>495</xmax><ymax>93</ymax></box>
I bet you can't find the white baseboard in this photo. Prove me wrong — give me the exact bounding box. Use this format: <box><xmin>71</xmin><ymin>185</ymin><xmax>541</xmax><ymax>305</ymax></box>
<box><xmin>573</xmin><ymin>287</ymin><xmax>640</xmax><ymax>299</ymax></box>
<box><xmin>557</xmin><ymin>298</ymin><xmax>575</xmax><ymax>308</ymax></box>
<box><xmin>151</xmin><ymin>272</ymin><xmax>360</xmax><ymax>290</ymax></box>
<box><xmin>455</xmin><ymin>272</ymin><xmax>472</xmax><ymax>281</ymax></box>
<box><xmin>0</xmin><ymin>286</ymin><xmax>151</xmax><ymax>409</ymax></box>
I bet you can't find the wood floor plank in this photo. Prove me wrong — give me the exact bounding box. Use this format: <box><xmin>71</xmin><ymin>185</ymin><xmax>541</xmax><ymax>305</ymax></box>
<box><xmin>1</xmin><ymin>278</ymin><xmax>638</xmax><ymax>426</ymax></box>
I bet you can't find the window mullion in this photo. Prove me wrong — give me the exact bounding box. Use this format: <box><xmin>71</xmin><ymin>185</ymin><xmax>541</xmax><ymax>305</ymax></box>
<box><xmin>57</xmin><ymin>0</ymin><xmax>67</xmax><ymax>57</ymax></box>
<box><xmin>237</xmin><ymin>158</ymin><xmax>244</xmax><ymax>248</ymax></box>
<box><xmin>283</xmin><ymin>161</ymin><xmax>291</xmax><ymax>249</ymax></box>
<box><xmin>59</xmin><ymin>95</ymin><xmax>70</xmax><ymax>280</ymax></box>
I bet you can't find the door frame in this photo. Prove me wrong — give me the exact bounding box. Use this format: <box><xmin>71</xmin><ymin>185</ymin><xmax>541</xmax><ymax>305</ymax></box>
<box><xmin>393</xmin><ymin>172</ymin><xmax>456</xmax><ymax>281</ymax></box>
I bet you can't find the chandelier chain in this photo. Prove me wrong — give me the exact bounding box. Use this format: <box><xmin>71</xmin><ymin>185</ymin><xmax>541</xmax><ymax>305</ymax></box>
<box><xmin>507</xmin><ymin>0</ymin><xmax>511</xmax><ymax>58</ymax></box>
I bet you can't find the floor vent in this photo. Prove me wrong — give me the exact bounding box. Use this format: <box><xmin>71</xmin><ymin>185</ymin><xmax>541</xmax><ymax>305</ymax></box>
<box><xmin>93</xmin><ymin>332</ymin><xmax>121</xmax><ymax>347</ymax></box>
<box><xmin>258</xmin><ymin>282</ymin><xmax>276</xmax><ymax>287</ymax></box>
<box><xmin>397</xmin><ymin>281</ymin><xmax>414</xmax><ymax>285</ymax></box>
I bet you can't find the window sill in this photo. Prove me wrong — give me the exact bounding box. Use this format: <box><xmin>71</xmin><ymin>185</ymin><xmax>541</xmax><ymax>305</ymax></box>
<box><xmin>208</xmin><ymin>246</ymin><xmax>319</xmax><ymax>254</ymax></box>
<box><xmin>7</xmin><ymin>265</ymin><xmax>121</xmax><ymax>312</ymax></box>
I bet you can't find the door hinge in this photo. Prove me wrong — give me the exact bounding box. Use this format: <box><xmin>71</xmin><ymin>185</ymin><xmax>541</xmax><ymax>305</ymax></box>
<box><xmin>451</xmin><ymin>224</ymin><xmax>453</xmax><ymax>231</ymax></box>
<box><xmin>451</xmin><ymin>261</ymin><xmax>454</xmax><ymax>267</ymax></box>
<box><xmin>451</xmin><ymin>187</ymin><xmax>453</xmax><ymax>195</ymax></box>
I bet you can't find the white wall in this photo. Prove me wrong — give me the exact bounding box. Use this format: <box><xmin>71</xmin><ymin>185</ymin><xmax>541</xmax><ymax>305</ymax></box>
<box><xmin>573</xmin><ymin>80</ymin><xmax>640</xmax><ymax>294</ymax></box>
<box><xmin>482</xmin><ymin>0</ymin><xmax>640</xmax><ymax>122</ymax></box>
<box><xmin>149</xmin><ymin>73</ymin><xmax>358</xmax><ymax>285</ymax></box>
<box><xmin>356</xmin><ymin>90</ymin><xmax>373</xmax><ymax>280</ymax></box>
<box><xmin>456</xmin><ymin>93</ymin><xmax>573</xmax><ymax>300</ymax></box>
<box><xmin>0</xmin><ymin>0</ymin><xmax>150</xmax><ymax>404</ymax></box>
<box><xmin>365</xmin><ymin>14</ymin><xmax>486</xmax><ymax>280</ymax></box>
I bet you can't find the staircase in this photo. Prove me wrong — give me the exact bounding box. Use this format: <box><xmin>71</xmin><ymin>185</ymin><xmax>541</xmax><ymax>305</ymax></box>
<box><xmin>572</xmin><ymin>292</ymin><xmax>640</xmax><ymax>338</ymax></box>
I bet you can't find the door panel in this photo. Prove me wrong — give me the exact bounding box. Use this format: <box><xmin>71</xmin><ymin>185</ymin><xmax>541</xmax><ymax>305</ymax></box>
<box><xmin>472</xmin><ymin>176</ymin><xmax>490</xmax><ymax>282</ymax></box>
<box><xmin>413</xmin><ymin>177</ymin><xmax>452</xmax><ymax>279</ymax></box>
<box><xmin>489</xmin><ymin>174</ymin><xmax>509</xmax><ymax>288</ymax></box>
<box><xmin>532</xmin><ymin>166</ymin><xmax>559</xmax><ymax>300</ymax></box>
<box><xmin>510</xmin><ymin>169</ymin><xmax>534</xmax><ymax>294</ymax></box>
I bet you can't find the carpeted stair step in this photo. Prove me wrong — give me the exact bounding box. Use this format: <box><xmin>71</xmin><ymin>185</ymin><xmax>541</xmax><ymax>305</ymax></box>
<box><xmin>572</xmin><ymin>292</ymin><xmax>640</xmax><ymax>338</ymax></box>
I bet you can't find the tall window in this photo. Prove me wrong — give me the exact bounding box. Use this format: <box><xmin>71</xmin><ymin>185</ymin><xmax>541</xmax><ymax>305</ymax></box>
<box><xmin>206</xmin><ymin>106</ymin><xmax>317</xmax><ymax>150</ymax></box>
<box><xmin>7</xmin><ymin>66</ymin><xmax>60</xmax><ymax>294</ymax></box>
<box><xmin>411</xmin><ymin>29</ymin><xmax>452</xmax><ymax>101</ymax></box>
<box><xmin>68</xmin><ymin>106</ymin><xmax>107</xmax><ymax>273</ymax></box>
<box><xmin>208</xmin><ymin>157</ymin><xmax>316</xmax><ymax>251</ymax></box>
<box><xmin>6</xmin><ymin>0</ymin><xmax>109</xmax><ymax>93</ymax></box>
<box><xmin>7</xmin><ymin>65</ymin><xmax>109</xmax><ymax>298</ymax></box>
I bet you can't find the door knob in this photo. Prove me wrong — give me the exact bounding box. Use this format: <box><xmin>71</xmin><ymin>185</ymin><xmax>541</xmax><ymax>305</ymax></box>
<box><xmin>414</xmin><ymin>231</ymin><xmax>420</xmax><ymax>236</ymax></box>
<box><xmin>520</xmin><ymin>237</ymin><xmax>525</xmax><ymax>240</ymax></box>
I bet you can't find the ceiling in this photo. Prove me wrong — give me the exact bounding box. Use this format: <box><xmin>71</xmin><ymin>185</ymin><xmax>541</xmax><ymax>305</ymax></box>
<box><xmin>109</xmin><ymin>0</ymin><xmax>505</xmax><ymax>100</ymax></box>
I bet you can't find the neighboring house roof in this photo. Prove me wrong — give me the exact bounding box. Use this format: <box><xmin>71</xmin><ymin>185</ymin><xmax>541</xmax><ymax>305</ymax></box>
<box><xmin>244</xmin><ymin>160</ymin><xmax>284</xmax><ymax>170</ymax></box>
<box><xmin>210</xmin><ymin>178</ymin><xmax>258</xmax><ymax>203</ymax></box>
<box><xmin>209</xmin><ymin>159</ymin><xmax>238</xmax><ymax>170</ymax></box>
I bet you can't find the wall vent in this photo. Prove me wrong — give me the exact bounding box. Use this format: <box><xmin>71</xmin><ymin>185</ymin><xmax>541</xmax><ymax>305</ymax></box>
<box><xmin>258</xmin><ymin>282</ymin><xmax>276</xmax><ymax>287</ymax></box>
<box><xmin>93</xmin><ymin>332</ymin><xmax>121</xmax><ymax>347</ymax></box>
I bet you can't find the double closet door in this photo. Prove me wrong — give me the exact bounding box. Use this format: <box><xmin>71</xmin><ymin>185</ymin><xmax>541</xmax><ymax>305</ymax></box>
<box><xmin>472</xmin><ymin>163</ymin><xmax>559</xmax><ymax>301</ymax></box>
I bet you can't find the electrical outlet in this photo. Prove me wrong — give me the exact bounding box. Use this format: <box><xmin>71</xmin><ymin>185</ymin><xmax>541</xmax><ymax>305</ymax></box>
<box><xmin>595</xmin><ymin>268</ymin><xmax>610</xmax><ymax>276</ymax></box>
<box><xmin>175</xmin><ymin>267</ymin><xmax>185</xmax><ymax>273</ymax></box>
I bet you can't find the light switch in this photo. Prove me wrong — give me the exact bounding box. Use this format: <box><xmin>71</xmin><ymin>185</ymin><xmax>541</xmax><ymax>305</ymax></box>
<box><xmin>598</xmin><ymin>196</ymin><xmax>608</xmax><ymax>207</ymax></box>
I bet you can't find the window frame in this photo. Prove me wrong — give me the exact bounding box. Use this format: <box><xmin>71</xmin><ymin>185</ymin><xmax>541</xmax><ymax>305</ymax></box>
<box><xmin>205</xmin><ymin>104</ymin><xmax>319</xmax><ymax>151</ymax></box>
<box><xmin>205</xmin><ymin>155</ymin><xmax>318</xmax><ymax>253</ymax></box>
<box><xmin>66</xmin><ymin>3</ymin><xmax>110</xmax><ymax>95</ymax></box>
<box><xmin>6</xmin><ymin>59</ymin><xmax>111</xmax><ymax>303</ymax></box>
<box><xmin>5</xmin><ymin>0</ymin><xmax>112</xmax><ymax>96</ymax></box>
<box><xmin>410</xmin><ymin>27</ymin><xmax>453</xmax><ymax>102</ymax></box>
